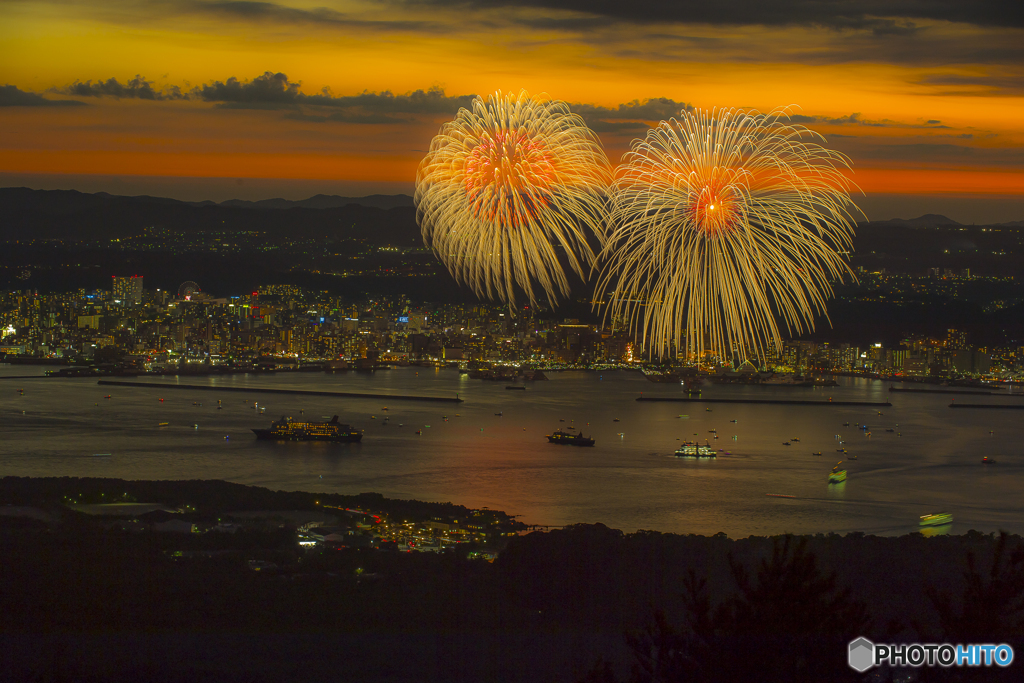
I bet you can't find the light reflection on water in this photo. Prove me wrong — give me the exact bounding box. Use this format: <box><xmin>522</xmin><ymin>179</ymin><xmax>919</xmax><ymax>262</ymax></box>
<box><xmin>2</xmin><ymin>364</ymin><xmax>1022</xmax><ymax>537</ymax></box>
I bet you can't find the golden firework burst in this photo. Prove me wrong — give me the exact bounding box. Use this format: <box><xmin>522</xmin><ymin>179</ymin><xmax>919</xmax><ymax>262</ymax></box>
<box><xmin>595</xmin><ymin>107</ymin><xmax>862</xmax><ymax>361</ymax></box>
<box><xmin>415</xmin><ymin>90</ymin><xmax>611</xmax><ymax>307</ymax></box>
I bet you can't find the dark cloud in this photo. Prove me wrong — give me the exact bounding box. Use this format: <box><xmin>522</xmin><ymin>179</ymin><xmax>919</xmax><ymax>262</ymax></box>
<box><xmin>308</xmin><ymin>87</ymin><xmax>477</xmax><ymax>114</ymax></box>
<box><xmin>405</xmin><ymin>0</ymin><xmax>1024</xmax><ymax>31</ymax></box>
<box><xmin>788</xmin><ymin>112</ymin><xmax>950</xmax><ymax>129</ymax></box>
<box><xmin>169</xmin><ymin>0</ymin><xmax>445</xmax><ymax>32</ymax></box>
<box><xmin>194</xmin><ymin>72</ymin><xmax>475</xmax><ymax>118</ymax></box>
<box><xmin>571</xmin><ymin>97</ymin><xmax>691</xmax><ymax>134</ymax></box>
<box><xmin>608</xmin><ymin>27</ymin><xmax>1024</xmax><ymax>69</ymax></box>
<box><xmin>195</xmin><ymin>71</ymin><xmax>299</xmax><ymax>104</ymax></box>
<box><xmin>916</xmin><ymin>72</ymin><xmax>1024</xmax><ymax>95</ymax></box>
<box><xmin>183</xmin><ymin>72</ymin><xmax>476</xmax><ymax>124</ymax></box>
<box><xmin>0</xmin><ymin>84</ymin><xmax>86</xmax><ymax>107</ymax></box>
<box><xmin>835</xmin><ymin>139</ymin><xmax>1024</xmax><ymax>166</ymax></box>
<box><xmin>60</xmin><ymin>75</ymin><xmax>184</xmax><ymax>100</ymax></box>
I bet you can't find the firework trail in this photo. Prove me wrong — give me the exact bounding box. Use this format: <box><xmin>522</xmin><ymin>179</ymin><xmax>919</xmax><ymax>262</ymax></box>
<box><xmin>415</xmin><ymin>90</ymin><xmax>611</xmax><ymax>307</ymax></box>
<box><xmin>595</xmin><ymin>107</ymin><xmax>861</xmax><ymax>361</ymax></box>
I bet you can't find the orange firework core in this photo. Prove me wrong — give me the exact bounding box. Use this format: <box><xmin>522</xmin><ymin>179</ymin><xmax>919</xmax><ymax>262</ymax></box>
<box><xmin>688</xmin><ymin>176</ymin><xmax>738</xmax><ymax>236</ymax></box>
<box><xmin>463</xmin><ymin>129</ymin><xmax>556</xmax><ymax>222</ymax></box>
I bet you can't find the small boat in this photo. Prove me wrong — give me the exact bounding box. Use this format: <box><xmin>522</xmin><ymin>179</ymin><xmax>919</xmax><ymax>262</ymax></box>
<box><xmin>982</xmin><ymin>456</ymin><xmax>996</xmax><ymax>464</ymax></box>
<box><xmin>836</xmin><ymin>448</ymin><xmax>846</xmax><ymax>453</ymax></box>
<box><xmin>505</xmin><ymin>386</ymin><xmax>526</xmax><ymax>390</ymax></box>
<box><xmin>791</xmin><ymin>438</ymin><xmax>800</xmax><ymax>442</ymax></box>
<box><xmin>104</xmin><ymin>395</ymin><xmax>112</xmax><ymax>399</ymax></box>
<box><xmin>730</xmin><ymin>419</ymin><xmax>738</xmax><ymax>423</ymax></box>
<box><xmin>828</xmin><ymin>465</ymin><xmax>847</xmax><ymax>484</ymax></box>
<box><xmin>495</xmin><ymin>412</ymin><xmax>503</xmax><ymax>416</ymax></box>
<box><xmin>546</xmin><ymin>429</ymin><xmax>595</xmax><ymax>447</ymax></box>
<box><xmin>613</xmin><ymin>418</ymin><xmax>620</xmax><ymax>422</ymax></box>
<box><xmin>920</xmin><ymin>512</ymin><xmax>952</xmax><ymax>527</ymax></box>
<box><xmin>782</xmin><ymin>442</ymin><xmax>790</xmax><ymax>446</ymax></box>
<box><xmin>842</xmin><ymin>422</ymin><xmax>850</xmax><ymax>426</ymax></box>
<box><xmin>812</xmin><ymin>451</ymin><xmax>822</xmax><ymax>456</ymax></box>
<box><xmin>415</xmin><ymin>430</ymin><xmax>422</xmax><ymax>435</ymax></box>
<box><xmin>885</xmin><ymin>429</ymin><xmax>894</xmax><ymax>432</ymax></box>
<box><xmin>382</xmin><ymin>407</ymin><xmax>388</xmax><ymax>411</ymax></box>
<box><xmin>158</xmin><ymin>422</ymin><xmax>169</xmax><ymax>427</ymax></box>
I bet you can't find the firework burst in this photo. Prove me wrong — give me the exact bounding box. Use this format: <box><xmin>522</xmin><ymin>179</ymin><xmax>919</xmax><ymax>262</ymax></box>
<box><xmin>595</xmin><ymin>107</ymin><xmax>861</xmax><ymax>361</ymax></box>
<box><xmin>415</xmin><ymin>90</ymin><xmax>611</xmax><ymax>307</ymax></box>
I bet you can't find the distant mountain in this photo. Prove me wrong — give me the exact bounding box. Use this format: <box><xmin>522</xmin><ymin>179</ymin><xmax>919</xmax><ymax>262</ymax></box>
<box><xmin>214</xmin><ymin>194</ymin><xmax>414</xmax><ymax>211</ymax></box>
<box><xmin>0</xmin><ymin>187</ymin><xmax>420</xmax><ymax>244</ymax></box>
<box><xmin>995</xmin><ymin>220</ymin><xmax>1024</xmax><ymax>228</ymax></box>
<box><xmin>878</xmin><ymin>214</ymin><xmax>962</xmax><ymax>226</ymax></box>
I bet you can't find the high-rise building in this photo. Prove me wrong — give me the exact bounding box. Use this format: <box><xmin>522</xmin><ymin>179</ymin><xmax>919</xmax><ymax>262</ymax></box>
<box><xmin>112</xmin><ymin>276</ymin><xmax>143</xmax><ymax>306</ymax></box>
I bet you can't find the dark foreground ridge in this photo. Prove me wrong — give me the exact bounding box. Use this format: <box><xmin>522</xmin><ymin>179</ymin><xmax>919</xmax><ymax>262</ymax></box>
<box><xmin>96</xmin><ymin>379</ymin><xmax>464</xmax><ymax>402</ymax></box>
<box><xmin>2</xmin><ymin>476</ymin><xmax>1022</xmax><ymax>683</ymax></box>
<box><xmin>637</xmin><ymin>396</ymin><xmax>893</xmax><ymax>406</ymax></box>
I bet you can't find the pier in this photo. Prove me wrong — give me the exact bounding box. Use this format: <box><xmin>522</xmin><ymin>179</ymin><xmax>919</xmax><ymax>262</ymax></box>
<box><xmin>948</xmin><ymin>403</ymin><xmax>1024</xmax><ymax>410</ymax></box>
<box><xmin>889</xmin><ymin>387</ymin><xmax>1016</xmax><ymax>396</ymax></box>
<box><xmin>636</xmin><ymin>396</ymin><xmax>892</xmax><ymax>406</ymax></box>
<box><xmin>96</xmin><ymin>380</ymin><xmax>464</xmax><ymax>403</ymax></box>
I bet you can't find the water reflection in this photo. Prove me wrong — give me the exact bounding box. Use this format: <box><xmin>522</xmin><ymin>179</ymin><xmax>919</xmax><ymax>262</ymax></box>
<box><xmin>1</xmin><ymin>364</ymin><xmax>1022</xmax><ymax>538</ymax></box>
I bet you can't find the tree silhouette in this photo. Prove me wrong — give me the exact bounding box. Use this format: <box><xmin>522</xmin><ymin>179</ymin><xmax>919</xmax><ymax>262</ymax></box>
<box><xmin>919</xmin><ymin>531</ymin><xmax>1024</xmax><ymax>682</ymax></box>
<box><xmin>619</xmin><ymin>535</ymin><xmax>871</xmax><ymax>683</ymax></box>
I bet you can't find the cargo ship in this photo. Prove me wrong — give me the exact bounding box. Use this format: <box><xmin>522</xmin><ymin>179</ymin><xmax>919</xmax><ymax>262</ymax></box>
<box><xmin>252</xmin><ymin>415</ymin><xmax>362</xmax><ymax>442</ymax></box>
<box><xmin>546</xmin><ymin>429</ymin><xmax>595</xmax><ymax>446</ymax></box>
<box><xmin>674</xmin><ymin>441</ymin><xmax>716</xmax><ymax>458</ymax></box>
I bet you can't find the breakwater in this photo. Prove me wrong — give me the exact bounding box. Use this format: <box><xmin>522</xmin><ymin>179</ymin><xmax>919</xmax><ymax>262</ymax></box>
<box><xmin>636</xmin><ymin>396</ymin><xmax>892</xmax><ymax>406</ymax></box>
<box><xmin>889</xmin><ymin>387</ymin><xmax>1015</xmax><ymax>396</ymax></box>
<box><xmin>96</xmin><ymin>380</ymin><xmax>464</xmax><ymax>402</ymax></box>
<box><xmin>948</xmin><ymin>403</ymin><xmax>1024</xmax><ymax>410</ymax></box>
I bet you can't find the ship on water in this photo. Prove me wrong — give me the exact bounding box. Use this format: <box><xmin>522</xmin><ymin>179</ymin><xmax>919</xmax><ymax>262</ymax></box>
<box><xmin>919</xmin><ymin>512</ymin><xmax>953</xmax><ymax>527</ymax></box>
<box><xmin>252</xmin><ymin>415</ymin><xmax>362</xmax><ymax>442</ymax></box>
<box><xmin>674</xmin><ymin>441</ymin><xmax>717</xmax><ymax>458</ymax></box>
<box><xmin>546</xmin><ymin>429</ymin><xmax>595</xmax><ymax>446</ymax></box>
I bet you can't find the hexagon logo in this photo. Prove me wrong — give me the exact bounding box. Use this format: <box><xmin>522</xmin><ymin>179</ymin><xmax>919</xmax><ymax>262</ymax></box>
<box><xmin>848</xmin><ymin>637</ymin><xmax>875</xmax><ymax>672</ymax></box>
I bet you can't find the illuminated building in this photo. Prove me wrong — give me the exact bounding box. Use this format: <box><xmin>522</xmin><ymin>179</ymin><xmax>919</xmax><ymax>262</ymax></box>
<box><xmin>112</xmin><ymin>276</ymin><xmax>143</xmax><ymax>306</ymax></box>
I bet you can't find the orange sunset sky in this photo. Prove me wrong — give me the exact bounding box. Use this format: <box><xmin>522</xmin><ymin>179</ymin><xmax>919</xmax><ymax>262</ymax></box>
<box><xmin>1</xmin><ymin>0</ymin><xmax>1022</xmax><ymax>222</ymax></box>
